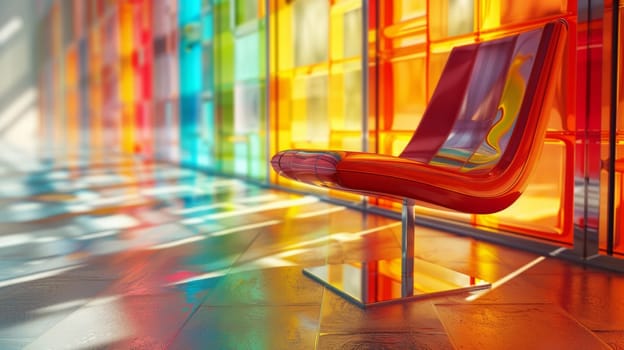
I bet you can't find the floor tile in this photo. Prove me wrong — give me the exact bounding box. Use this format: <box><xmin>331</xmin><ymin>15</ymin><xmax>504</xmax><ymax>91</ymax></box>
<box><xmin>1</xmin><ymin>155</ymin><xmax>623</xmax><ymax>349</ymax></box>
<box><xmin>595</xmin><ymin>331</ymin><xmax>624</xmax><ymax>349</ymax></box>
<box><xmin>0</xmin><ymin>275</ymin><xmax>111</xmax><ymax>340</ymax></box>
<box><xmin>25</xmin><ymin>293</ymin><xmax>196</xmax><ymax>350</ymax></box>
<box><xmin>465</xmin><ymin>273</ymin><xmax>552</xmax><ymax>304</ymax></box>
<box><xmin>436</xmin><ymin>303</ymin><xmax>611</xmax><ymax>349</ymax></box>
<box><xmin>0</xmin><ymin>338</ymin><xmax>31</xmax><ymax>350</ymax></box>
<box><xmin>200</xmin><ymin>266</ymin><xmax>324</xmax><ymax>306</ymax></box>
<box><xmin>317</xmin><ymin>332</ymin><xmax>454</xmax><ymax>350</ymax></box>
<box><xmin>169</xmin><ymin>305</ymin><xmax>320</xmax><ymax>350</ymax></box>
<box><xmin>513</xmin><ymin>265</ymin><xmax>624</xmax><ymax>331</ymax></box>
<box><xmin>318</xmin><ymin>290</ymin><xmax>448</xmax><ymax>334</ymax></box>
<box><xmin>410</xmin><ymin>233</ymin><xmax>542</xmax><ymax>280</ymax></box>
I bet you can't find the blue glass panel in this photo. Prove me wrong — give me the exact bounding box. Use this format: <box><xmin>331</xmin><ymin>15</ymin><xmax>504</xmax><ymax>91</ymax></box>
<box><xmin>202</xmin><ymin>12</ymin><xmax>213</xmax><ymax>41</ymax></box>
<box><xmin>179</xmin><ymin>0</ymin><xmax>203</xmax><ymax>167</ymax></box>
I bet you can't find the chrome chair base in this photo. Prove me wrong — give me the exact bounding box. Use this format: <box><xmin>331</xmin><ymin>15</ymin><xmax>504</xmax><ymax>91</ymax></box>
<box><xmin>304</xmin><ymin>257</ymin><xmax>490</xmax><ymax>308</ymax></box>
<box><xmin>303</xmin><ymin>199</ymin><xmax>490</xmax><ymax>308</ymax></box>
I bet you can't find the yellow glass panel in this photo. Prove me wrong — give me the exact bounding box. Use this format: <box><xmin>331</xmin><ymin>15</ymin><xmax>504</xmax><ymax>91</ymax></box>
<box><xmin>428</xmin><ymin>0</ymin><xmax>475</xmax><ymax>41</ymax></box>
<box><xmin>329</xmin><ymin>61</ymin><xmax>362</xmax><ymax>150</ymax></box>
<box><xmin>330</xmin><ymin>0</ymin><xmax>362</xmax><ymax>60</ymax></box>
<box><xmin>397</xmin><ymin>0</ymin><xmax>426</xmax><ymax>20</ymax></box>
<box><xmin>377</xmin><ymin>130</ymin><xmax>413</xmax><ymax>156</ymax></box>
<box><xmin>290</xmin><ymin>72</ymin><xmax>329</xmax><ymax>148</ymax></box>
<box><xmin>119</xmin><ymin>0</ymin><xmax>135</xmax><ymax>153</ymax></box>
<box><xmin>275</xmin><ymin>4</ymin><xmax>294</xmax><ymax>70</ymax></box>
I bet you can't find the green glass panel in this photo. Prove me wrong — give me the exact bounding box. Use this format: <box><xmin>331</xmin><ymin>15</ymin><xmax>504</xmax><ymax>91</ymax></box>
<box><xmin>235</xmin><ymin>33</ymin><xmax>260</xmax><ymax>81</ymax></box>
<box><xmin>235</xmin><ymin>0</ymin><xmax>258</xmax><ymax>27</ymax></box>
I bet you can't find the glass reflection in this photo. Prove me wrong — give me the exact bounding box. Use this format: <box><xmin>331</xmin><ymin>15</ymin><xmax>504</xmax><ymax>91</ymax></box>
<box><xmin>294</xmin><ymin>0</ymin><xmax>329</xmax><ymax>67</ymax></box>
<box><xmin>448</xmin><ymin>0</ymin><xmax>473</xmax><ymax>37</ymax></box>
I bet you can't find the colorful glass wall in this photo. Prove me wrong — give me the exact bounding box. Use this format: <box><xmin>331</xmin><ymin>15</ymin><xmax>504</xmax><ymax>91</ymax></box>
<box><xmin>609</xmin><ymin>0</ymin><xmax>624</xmax><ymax>255</ymax></box>
<box><xmin>35</xmin><ymin>0</ymin><xmax>624</xmax><ymax>260</ymax></box>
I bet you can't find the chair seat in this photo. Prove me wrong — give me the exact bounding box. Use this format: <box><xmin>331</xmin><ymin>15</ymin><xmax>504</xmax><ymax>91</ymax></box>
<box><xmin>272</xmin><ymin>149</ymin><xmax>523</xmax><ymax>213</ymax></box>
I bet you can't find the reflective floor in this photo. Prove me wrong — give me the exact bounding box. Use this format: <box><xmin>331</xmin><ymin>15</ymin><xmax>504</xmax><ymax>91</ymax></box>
<box><xmin>0</xmin><ymin>149</ymin><xmax>622</xmax><ymax>349</ymax></box>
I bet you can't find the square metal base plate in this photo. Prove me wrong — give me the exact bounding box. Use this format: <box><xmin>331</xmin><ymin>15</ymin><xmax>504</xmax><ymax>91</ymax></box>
<box><xmin>303</xmin><ymin>258</ymin><xmax>490</xmax><ymax>308</ymax></box>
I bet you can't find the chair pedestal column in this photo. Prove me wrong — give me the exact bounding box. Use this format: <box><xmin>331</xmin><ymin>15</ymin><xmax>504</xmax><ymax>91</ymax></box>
<box><xmin>302</xmin><ymin>200</ymin><xmax>491</xmax><ymax>308</ymax></box>
<box><xmin>401</xmin><ymin>198</ymin><xmax>415</xmax><ymax>298</ymax></box>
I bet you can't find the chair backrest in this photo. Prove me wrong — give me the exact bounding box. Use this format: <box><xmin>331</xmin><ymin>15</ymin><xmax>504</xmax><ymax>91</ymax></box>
<box><xmin>400</xmin><ymin>20</ymin><xmax>566</xmax><ymax>175</ymax></box>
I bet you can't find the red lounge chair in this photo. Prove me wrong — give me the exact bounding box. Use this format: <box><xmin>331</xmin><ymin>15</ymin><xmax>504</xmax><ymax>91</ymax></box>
<box><xmin>271</xmin><ymin>20</ymin><xmax>568</xmax><ymax>307</ymax></box>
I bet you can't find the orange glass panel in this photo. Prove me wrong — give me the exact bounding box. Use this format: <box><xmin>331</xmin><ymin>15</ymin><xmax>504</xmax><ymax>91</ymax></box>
<box><xmin>119</xmin><ymin>0</ymin><xmax>136</xmax><ymax>153</ymax></box>
<box><xmin>476</xmin><ymin>139</ymin><xmax>572</xmax><ymax>238</ymax></box>
<box><xmin>472</xmin><ymin>18</ymin><xmax>575</xmax><ymax>243</ymax></box>
<box><xmin>381</xmin><ymin>55</ymin><xmax>427</xmax><ymax>156</ymax></box>
<box><xmin>384</xmin><ymin>0</ymin><xmax>427</xmax><ymax>43</ymax></box>
<box><xmin>64</xmin><ymin>45</ymin><xmax>80</xmax><ymax>155</ymax></box>
<box><xmin>377</xmin><ymin>1</ymin><xmax>428</xmax><ymax>158</ymax></box>
<box><xmin>615</xmin><ymin>156</ymin><xmax>624</xmax><ymax>253</ymax></box>
<box><xmin>425</xmin><ymin>15</ymin><xmax>576</xmax><ymax>243</ymax></box>
<box><xmin>479</xmin><ymin>0</ymin><xmax>572</xmax><ymax>31</ymax></box>
<box><xmin>613</xmin><ymin>6</ymin><xmax>624</xmax><ymax>254</ymax></box>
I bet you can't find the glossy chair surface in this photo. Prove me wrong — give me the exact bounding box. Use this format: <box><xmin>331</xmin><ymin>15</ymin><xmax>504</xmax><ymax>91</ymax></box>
<box><xmin>271</xmin><ymin>20</ymin><xmax>568</xmax><ymax>307</ymax></box>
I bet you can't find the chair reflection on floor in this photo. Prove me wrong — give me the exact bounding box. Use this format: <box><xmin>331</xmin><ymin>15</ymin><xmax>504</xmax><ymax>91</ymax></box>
<box><xmin>271</xmin><ymin>20</ymin><xmax>568</xmax><ymax>307</ymax></box>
